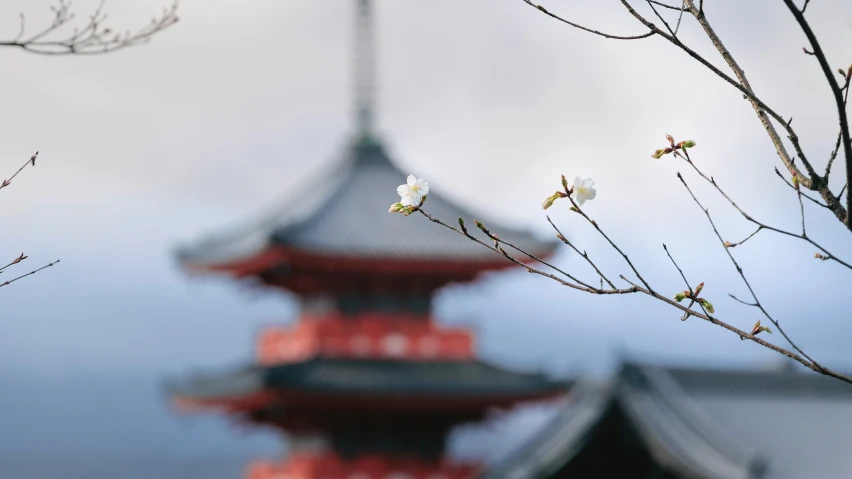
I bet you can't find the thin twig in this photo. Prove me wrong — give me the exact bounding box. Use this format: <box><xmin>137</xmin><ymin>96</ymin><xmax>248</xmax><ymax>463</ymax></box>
<box><xmin>674</xmin><ymin>1</ymin><xmax>687</xmax><ymax>36</ymax></box>
<box><xmin>546</xmin><ymin>215</ymin><xmax>616</xmax><ymax>289</ymax></box>
<box><xmin>725</xmin><ymin>227</ymin><xmax>762</xmax><ymax>248</ymax></box>
<box><xmin>647</xmin><ymin>0</ymin><xmax>686</xmax><ymax>11</ymax></box>
<box><xmin>729</xmin><ymin>294</ymin><xmax>758</xmax><ymax>307</ymax></box>
<box><xmin>0</xmin><ymin>253</ymin><xmax>28</xmax><ymax>273</ymax></box>
<box><xmin>0</xmin><ymin>260</ymin><xmax>60</xmax><ymax>288</ymax></box>
<box><xmin>797</xmin><ymin>183</ymin><xmax>807</xmax><ymax>236</ymax></box>
<box><xmin>522</xmin><ymin>1</ymin><xmax>655</xmax><ymax>40</ymax></box>
<box><xmin>646</xmin><ymin>0</ymin><xmax>677</xmax><ymax>39</ymax></box>
<box><xmin>775</xmin><ymin>167</ymin><xmax>829</xmax><ymax>209</ymax></box>
<box><xmin>662</xmin><ymin>243</ymin><xmax>710</xmax><ymax>321</ymax></box>
<box><xmin>0</xmin><ymin>152</ymin><xmax>38</xmax><ymax>191</ymax></box>
<box><xmin>677</xmin><ymin>149</ymin><xmax>852</xmax><ymax>270</ymax></box>
<box><xmin>562</xmin><ymin>189</ymin><xmax>655</xmax><ymax>292</ymax></box>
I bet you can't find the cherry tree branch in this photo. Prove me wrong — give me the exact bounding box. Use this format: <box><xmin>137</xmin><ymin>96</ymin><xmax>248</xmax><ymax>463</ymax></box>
<box><xmin>675</xmin><ymin>148</ymin><xmax>852</xmax><ymax>271</ymax></box>
<box><xmin>782</xmin><ymin>0</ymin><xmax>852</xmax><ymax>226</ymax></box>
<box><xmin>0</xmin><ymin>0</ymin><xmax>179</xmax><ymax>55</ymax></box>
<box><xmin>676</xmin><ymin>172</ymin><xmax>825</xmax><ymax>370</ymax></box>
<box><xmin>408</xmin><ymin>202</ymin><xmax>852</xmax><ymax>385</ymax></box>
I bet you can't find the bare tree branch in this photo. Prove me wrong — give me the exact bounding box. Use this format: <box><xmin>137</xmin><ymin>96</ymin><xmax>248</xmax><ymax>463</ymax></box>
<box><xmin>782</xmin><ymin>0</ymin><xmax>852</xmax><ymax>226</ymax></box>
<box><xmin>409</xmin><ymin>203</ymin><xmax>852</xmax><ymax>385</ymax></box>
<box><xmin>0</xmin><ymin>0</ymin><xmax>179</xmax><ymax>55</ymax></box>
<box><xmin>675</xmin><ymin>148</ymin><xmax>852</xmax><ymax>271</ymax></box>
<box><xmin>676</xmin><ymin>172</ymin><xmax>827</xmax><ymax>371</ymax></box>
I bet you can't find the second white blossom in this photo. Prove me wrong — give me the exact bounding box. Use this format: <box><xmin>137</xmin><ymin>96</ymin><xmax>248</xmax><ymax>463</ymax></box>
<box><xmin>397</xmin><ymin>174</ymin><xmax>429</xmax><ymax>206</ymax></box>
<box><xmin>572</xmin><ymin>177</ymin><xmax>596</xmax><ymax>206</ymax></box>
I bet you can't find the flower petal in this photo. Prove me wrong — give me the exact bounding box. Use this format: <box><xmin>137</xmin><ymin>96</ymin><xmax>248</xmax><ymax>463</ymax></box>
<box><xmin>573</xmin><ymin>177</ymin><xmax>582</xmax><ymax>189</ymax></box>
<box><xmin>407</xmin><ymin>174</ymin><xmax>417</xmax><ymax>187</ymax></box>
<box><xmin>585</xmin><ymin>188</ymin><xmax>596</xmax><ymax>201</ymax></box>
<box><xmin>398</xmin><ymin>184</ymin><xmax>411</xmax><ymax>196</ymax></box>
<box><xmin>416</xmin><ymin>179</ymin><xmax>430</xmax><ymax>195</ymax></box>
<box><xmin>583</xmin><ymin>178</ymin><xmax>595</xmax><ymax>188</ymax></box>
<box><xmin>399</xmin><ymin>193</ymin><xmax>415</xmax><ymax>206</ymax></box>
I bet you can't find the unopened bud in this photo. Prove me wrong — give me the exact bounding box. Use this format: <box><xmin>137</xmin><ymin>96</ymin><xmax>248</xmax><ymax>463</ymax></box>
<box><xmin>561</xmin><ymin>174</ymin><xmax>569</xmax><ymax>191</ymax></box>
<box><xmin>419</xmin><ymin>194</ymin><xmax>428</xmax><ymax>207</ymax></box>
<box><xmin>652</xmin><ymin>149</ymin><xmax>666</xmax><ymax>159</ymax></box>
<box><xmin>674</xmin><ymin>292</ymin><xmax>687</xmax><ymax>302</ymax></box>
<box><xmin>724</xmin><ymin>241</ymin><xmax>733</xmax><ymax>248</ymax></box>
<box><xmin>697</xmin><ymin>298</ymin><xmax>715</xmax><ymax>314</ymax></box>
<box><xmin>458</xmin><ymin>217</ymin><xmax>468</xmax><ymax>234</ymax></box>
<box><xmin>388</xmin><ymin>202</ymin><xmax>404</xmax><ymax>213</ymax></box>
<box><xmin>791</xmin><ymin>173</ymin><xmax>800</xmax><ymax>190</ymax></box>
<box><xmin>542</xmin><ymin>194</ymin><xmax>557</xmax><ymax>210</ymax></box>
<box><xmin>570</xmin><ymin>206</ymin><xmax>580</xmax><ymax>213</ymax></box>
<box><xmin>693</xmin><ymin>282</ymin><xmax>704</xmax><ymax>296</ymax></box>
<box><xmin>751</xmin><ymin>320</ymin><xmax>772</xmax><ymax>336</ymax></box>
<box><xmin>665</xmin><ymin>134</ymin><xmax>674</xmax><ymax>145</ymax></box>
<box><xmin>474</xmin><ymin>219</ymin><xmax>490</xmax><ymax>235</ymax></box>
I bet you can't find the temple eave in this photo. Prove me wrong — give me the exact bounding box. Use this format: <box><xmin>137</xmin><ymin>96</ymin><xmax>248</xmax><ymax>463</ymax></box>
<box><xmin>180</xmin><ymin>243</ymin><xmax>556</xmax><ymax>281</ymax></box>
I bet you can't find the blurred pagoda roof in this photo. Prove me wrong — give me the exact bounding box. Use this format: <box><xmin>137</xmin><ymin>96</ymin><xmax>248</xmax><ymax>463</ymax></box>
<box><xmin>175</xmin><ymin>137</ymin><xmax>557</xmax><ymax>274</ymax></box>
<box><xmin>169</xmin><ymin>356</ymin><xmax>570</xmax><ymax>410</ymax></box>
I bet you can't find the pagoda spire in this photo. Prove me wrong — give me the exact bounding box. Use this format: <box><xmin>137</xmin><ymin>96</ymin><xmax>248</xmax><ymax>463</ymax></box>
<box><xmin>354</xmin><ymin>0</ymin><xmax>377</xmax><ymax>141</ymax></box>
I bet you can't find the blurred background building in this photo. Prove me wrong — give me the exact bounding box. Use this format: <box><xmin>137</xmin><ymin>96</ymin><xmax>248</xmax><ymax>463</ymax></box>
<box><xmin>168</xmin><ymin>1</ymin><xmax>568</xmax><ymax>477</ymax></box>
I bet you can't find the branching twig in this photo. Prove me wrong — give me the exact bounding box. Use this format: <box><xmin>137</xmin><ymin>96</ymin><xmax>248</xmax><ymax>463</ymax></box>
<box><xmin>546</xmin><ymin>215</ymin><xmax>616</xmax><ymax>289</ymax></box>
<box><xmin>662</xmin><ymin>243</ymin><xmax>710</xmax><ymax>321</ymax></box>
<box><xmin>647</xmin><ymin>0</ymin><xmax>685</xmax><ymax>11</ymax></box>
<box><xmin>0</xmin><ymin>253</ymin><xmax>29</xmax><ymax>273</ymax></box>
<box><xmin>0</xmin><ymin>0</ymin><xmax>179</xmax><ymax>55</ymax></box>
<box><xmin>677</xmin><ymin>172</ymin><xmax>824</xmax><ymax>370</ymax></box>
<box><xmin>676</xmin><ymin>149</ymin><xmax>852</xmax><ymax>270</ymax></box>
<box><xmin>775</xmin><ymin>167</ymin><xmax>829</xmax><ymax>209</ymax></box>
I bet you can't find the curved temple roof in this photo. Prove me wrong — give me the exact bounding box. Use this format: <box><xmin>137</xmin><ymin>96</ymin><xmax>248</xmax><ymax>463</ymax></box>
<box><xmin>484</xmin><ymin>362</ymin><xmax>852</xmax><ymax>479</ymax></box>
<box><xmin>169</xmin><ymin>357</ymin><xmax>571</xmax><ymax>410</ymax></box>
<box><xmin>175</xmin><ymin>137</ymin><xmax>557</xmax><ymax>274</ymax></box>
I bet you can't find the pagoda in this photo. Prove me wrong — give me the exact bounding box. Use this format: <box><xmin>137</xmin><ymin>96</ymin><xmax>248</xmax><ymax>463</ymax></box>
<box><xmin>169</xmin><ymin>1</ymin><xmax>568</xmax><ymax>477</ymax></box>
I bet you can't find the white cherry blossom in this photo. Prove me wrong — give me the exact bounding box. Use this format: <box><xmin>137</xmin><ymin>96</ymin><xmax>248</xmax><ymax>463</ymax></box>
<box><xmin>572</xmin><ymin>177</ymin><xmax>596</xmax><ymax>206</ymax></box>
<box><xmin>397</xmin><ymin>174</ymin><xmax>429</xmax><ymax>206</ymax></box>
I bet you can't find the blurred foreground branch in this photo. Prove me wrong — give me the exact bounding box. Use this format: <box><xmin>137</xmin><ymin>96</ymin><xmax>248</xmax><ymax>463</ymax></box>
<box><xmin>0</xmin><ymin>0</ymin><xmax>179</xmax><ymax>55</ymax></box>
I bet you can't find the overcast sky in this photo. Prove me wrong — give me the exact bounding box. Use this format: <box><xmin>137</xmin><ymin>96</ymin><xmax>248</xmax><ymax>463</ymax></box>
<box><xmin>1</xmin><ymin>0</ymin><xmax>851</xmax><ymax>466</ymax></box>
